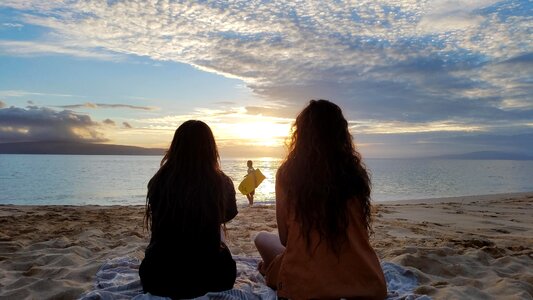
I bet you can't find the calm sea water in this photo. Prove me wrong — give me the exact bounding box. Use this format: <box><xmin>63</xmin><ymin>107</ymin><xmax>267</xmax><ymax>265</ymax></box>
<box><xmin>0</xmin><ymin>155</ymin><xmax>532</xmax><ymax>205</ymax></box>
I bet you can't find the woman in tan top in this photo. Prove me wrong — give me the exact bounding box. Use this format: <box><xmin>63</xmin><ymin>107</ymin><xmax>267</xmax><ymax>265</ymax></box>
<box><xmin>254</xmin><ymin>100</ymin><xmax>387</xmax><ymax>300</ymax></box>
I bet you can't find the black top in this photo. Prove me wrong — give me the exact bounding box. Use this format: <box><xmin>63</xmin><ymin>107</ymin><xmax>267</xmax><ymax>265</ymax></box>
<box><xmin>139</xmin><ymin>174</ymin><xmax>238</xmax><ymax>299</ymax></box>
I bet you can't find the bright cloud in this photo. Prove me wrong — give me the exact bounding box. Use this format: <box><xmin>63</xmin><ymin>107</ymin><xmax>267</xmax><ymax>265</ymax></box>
<box><xmin>350</xmin><ymin>120</ymin><xmax>486</xmax><ymax>134</ymax></box>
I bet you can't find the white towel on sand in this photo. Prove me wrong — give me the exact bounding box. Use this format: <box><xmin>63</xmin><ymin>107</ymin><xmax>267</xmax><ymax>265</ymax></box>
<box><xmin>79</xmin><ymin>256</ymin><xmax>430</xmax><ymax>300</ymax></box>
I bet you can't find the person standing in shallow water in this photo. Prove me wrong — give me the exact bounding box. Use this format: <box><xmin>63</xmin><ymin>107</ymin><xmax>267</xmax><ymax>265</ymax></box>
<box><xmin>139</xmin><ymin>120</ymin><xmax>238</xmax><ymax>299</ymax></box>
<box><xmin>245</xmin><ymin>160</ymin><xmax>255</xmax><ymax>206</ymax></box>
<box><xmin>254</xmin><ymin>100</ymin><xmax>387</xmax><ymax>299</ymax></box>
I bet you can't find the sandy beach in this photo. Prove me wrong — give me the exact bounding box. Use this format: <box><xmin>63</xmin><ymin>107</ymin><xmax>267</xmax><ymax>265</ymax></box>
<box><xmin>0</xmin><ymin>192</ymin><xmax>532</xmax><ymax>299</ymax></box>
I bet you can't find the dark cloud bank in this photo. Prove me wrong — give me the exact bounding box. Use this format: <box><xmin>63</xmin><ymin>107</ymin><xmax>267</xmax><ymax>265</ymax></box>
<box><xmin>0</xmin><ymin>106</ymin><xmax>105</xmax><ymax>143</ymax></box>
<box><xmin>0</xmin><ymin>105</ymin><xmax>163</xmax><ymax>155</ymax></box>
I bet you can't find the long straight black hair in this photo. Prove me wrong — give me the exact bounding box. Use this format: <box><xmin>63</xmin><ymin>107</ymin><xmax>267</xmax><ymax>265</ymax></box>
<box><xmin>278</xmin><ymin>100</ymin><xmax>372</xmax><ymax>253</ymax></box>
<box><xmin>144</xmin><ymin>120</ymin><xmax>226</xmax><ymax>245</ymax></box>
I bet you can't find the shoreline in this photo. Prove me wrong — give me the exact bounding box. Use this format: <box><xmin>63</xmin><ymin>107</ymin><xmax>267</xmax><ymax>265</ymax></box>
<box><xmin>1</xmin><ymin>191</ymin><xmax>532</xmax><ymax>208</ymax></box>
<box><xmin>0</xmin><ymin>192</ymin><xmax>532</xmax><ymax>299</ymax></box>
<box><xmin>378</xmin><ymin>191</ymin><xmax>533</xmax><ymax>204</ymax></box>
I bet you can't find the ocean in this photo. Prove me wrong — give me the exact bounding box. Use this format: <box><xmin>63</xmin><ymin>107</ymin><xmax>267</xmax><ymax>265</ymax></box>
<box><xmin>0</xmin><ymin>154</ymin><xmax>532</xmax><ymax>206</ymax></box>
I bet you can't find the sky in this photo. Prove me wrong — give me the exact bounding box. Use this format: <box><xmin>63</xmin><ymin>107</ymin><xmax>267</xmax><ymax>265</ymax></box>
<box><xmin>0</xmin><ymin>0</ymin><xmax>531</xmax><ymax>158</ymax></box>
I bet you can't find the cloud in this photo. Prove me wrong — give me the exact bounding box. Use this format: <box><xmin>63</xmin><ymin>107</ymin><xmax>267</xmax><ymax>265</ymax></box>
<box><xmin>354</xmin><ymin>131</ymin><xmax>533</xmax><ymax>158</ymax></box>
<box><xmin>102</xmin><ymin>118</ymin><xmax>115</xmax><ymax>126</ymax></box>
<box><xmin>2</xmin><ymin>22</ymin><xmax>23</xmax><ymax>28</ymax></box>
<box><xmin>417</xmin><ymin>0</ymin><xmax>500</xmax><ymax>33</ymax></box>
<box><xmin>1</xmin><ymin>1</ymin><xmax>531</xmax><ymax>154</ymax></box>
<box><xmin>2</xmin><ymin>2</ymin><xmax>528</xmax><ymax>107</ymax></box>
<box><xmin>0</xmin><ymin>105</ymin><xmax>107</xmax><ymax>143</ymax></box>
<box><xmin>0</xmin><ymin>100</ymin><xmax>6</xmax><ymax>108</ymax></box>
<box><xmin>0</xmin><ymin>90</ymin><xmax>76</xmax><ymax>98</ymax></box>
<box><xmin>0</xmin><ymin>1</ymin><xmax>63</xmax><ymax>10</ymax></box>
<box><xmin>245</xmin><ymin>105</ymin><xmax>297</xmax><ymax>119</ymax></box>
<box><xmin>0</xmin><ymin>40</ymin><xmax>120</xmax><ymax>60</ymax></box>
<box><xmin>122</xmin><ymin>122</ymin><xmax>132</xmax><ymax>129</ymax></box>
<box><xmin>214</xmin><ymin>101</ymin><xmax>237</xmax><ymax>105</ymax></box>
<box><xmin>58</xmin><ymin>102</ymin><xmax>156</xmax><ymax>111</ymax></box>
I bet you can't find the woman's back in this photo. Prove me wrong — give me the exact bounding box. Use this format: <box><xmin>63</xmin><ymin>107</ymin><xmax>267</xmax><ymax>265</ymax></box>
<box><xmin>140</xmin><ymin>173</ymin><xmax>237</xmax><ymax>299</ymax></box>
<box><xmin>270</xmin><ymin>192</ymin><xmax>386</xmax><ymax>299</ymax></box>
<box><xmin>255</xmin><ymin>100</ymin><xmax>387</xmax><ymax>300</ymax></box>
<box><xmin>140</xmin><ymin>120</ymin><xmax>238</xmax><ymax>299</ymax></box>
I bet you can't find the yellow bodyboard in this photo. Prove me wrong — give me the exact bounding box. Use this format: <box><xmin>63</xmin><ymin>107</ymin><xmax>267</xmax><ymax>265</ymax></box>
<box><xmin>238</xmin><ymin>169</ymin><xmax>266</xmax><ymax>195</ymax></box>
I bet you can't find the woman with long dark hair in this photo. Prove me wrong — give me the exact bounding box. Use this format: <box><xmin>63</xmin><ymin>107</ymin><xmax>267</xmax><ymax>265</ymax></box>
<box><xmin>255</xmin><ymin>100</ymin><xmax>387</xmax><ymax>299</ymax></box>
<box><xmin>139</xmin><ymin>120</ymin><xmax>238</xmax><ymax>299</ymax></box>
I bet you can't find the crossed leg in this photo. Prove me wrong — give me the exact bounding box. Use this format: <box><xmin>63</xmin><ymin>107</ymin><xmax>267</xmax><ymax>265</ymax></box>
<box><xmin>254</xmin><ymin>231</ymin><xmax>285</xmax><ymax>275</ymax></box>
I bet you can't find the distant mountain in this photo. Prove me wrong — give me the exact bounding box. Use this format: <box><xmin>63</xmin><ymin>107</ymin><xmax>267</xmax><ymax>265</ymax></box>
<box><xmin>434</xmin><ymin>151</ymin><xmax>533</xmax><ymax>160</ymax></box>
<box><xmin>0</xmin><ymin>141</ymin><xmax>165</xmax><ymax>156</ymax></box>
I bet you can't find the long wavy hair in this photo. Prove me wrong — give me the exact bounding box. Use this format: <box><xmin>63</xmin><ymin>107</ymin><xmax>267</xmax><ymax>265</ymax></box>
<box><xmin>144</xmin><ymin>120</ymin><xmax>226</xmax><ymax>247</ymax></box>
<box><xmin>278</xmin><ymin>100</ymin><xmax>372</xmax><ymax>253</ymax></box>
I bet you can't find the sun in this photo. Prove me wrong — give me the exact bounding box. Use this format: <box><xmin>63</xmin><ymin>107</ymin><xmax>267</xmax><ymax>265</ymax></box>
<box><xmin>235</xmin><ymin>121</ymin><xmax>290</xmax><ymax>147</ymax></box>
<box><xmin>218</xmin><ymin>120</ymin><xmax>291</xmax><ymax>147</ymax></box>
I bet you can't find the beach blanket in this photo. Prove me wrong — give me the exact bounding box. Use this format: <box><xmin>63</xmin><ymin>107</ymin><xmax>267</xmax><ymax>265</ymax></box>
<box><xmin>79</xmin><ymin>256</ymin><xmax>430</xmax><ymax>300</ymax></box>
<box><xmin>382</xmin><ymin>262</ymin><xmax>431</xmax><ymax>300</ymax></box>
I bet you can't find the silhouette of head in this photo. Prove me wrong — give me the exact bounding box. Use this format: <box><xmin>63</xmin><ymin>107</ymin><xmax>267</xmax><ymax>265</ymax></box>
<box><xmin>145</xmin><ymin>120</ymin><xmax>226</xmax><ymax>238</ymax></box>
<box><xmin>291</xmin><ymin>99</ymin><xmax>351</xmax><ymax>156</ymax></box>
<box><xmin>163</xmin><ymin>120</ymin><xmax>219</xmax><ymax>169</ymax></box>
